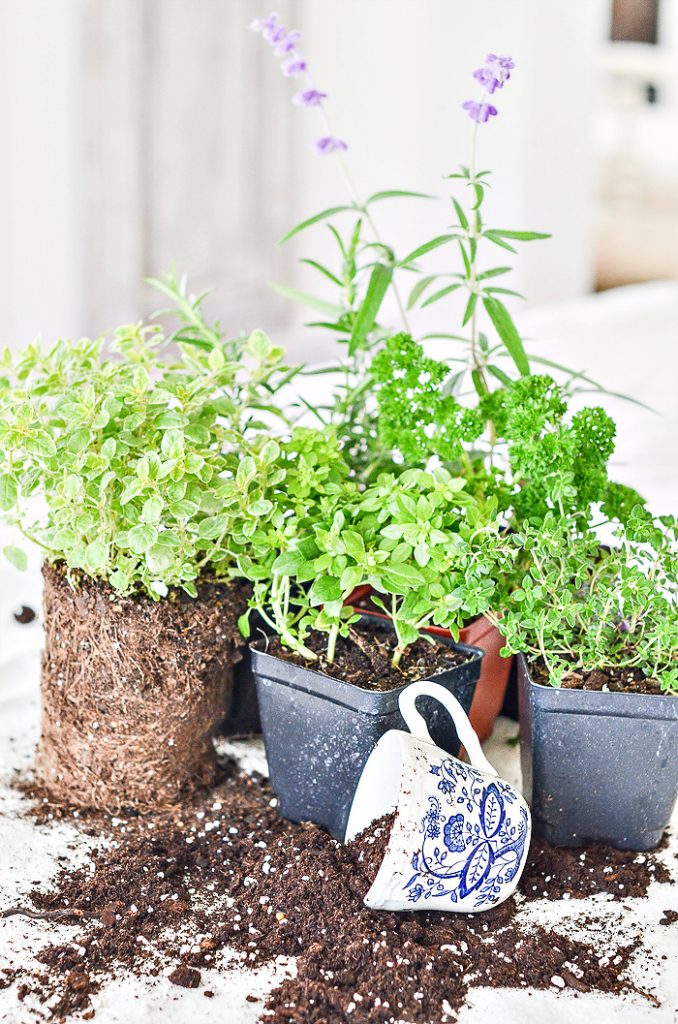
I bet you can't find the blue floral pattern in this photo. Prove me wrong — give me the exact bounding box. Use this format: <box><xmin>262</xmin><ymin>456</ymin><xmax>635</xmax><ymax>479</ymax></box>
<box><xmin>403</xmin><ymin>758</ymin><xmax>529</xmax><ymax>909</ymax></box>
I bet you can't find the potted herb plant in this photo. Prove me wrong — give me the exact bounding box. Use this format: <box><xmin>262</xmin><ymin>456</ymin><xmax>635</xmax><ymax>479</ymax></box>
<box><xmin>249</xmin><ymin>26</ymin><xmax>567</xmax><ymax>742</ymax></box>
<box><xmin>493</xmin><ymin>509</ymin><xmax>678</xmax><ymax>851</ymax></box>
<box><xmin>239</xmin><ymin>448</ymin><xmax>497</xmax><ymax>839</ymax></box>
<box><xmin>0</xmin><ymin>284</ymin><xmax>291</xmax><ymax>809</ymax></box>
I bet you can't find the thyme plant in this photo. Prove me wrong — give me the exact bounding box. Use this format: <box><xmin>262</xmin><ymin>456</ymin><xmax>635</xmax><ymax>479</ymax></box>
<box><xmin>491</xmin><ymin>509</ymin><xmax>678</xmax><ymax>694</ymax></box>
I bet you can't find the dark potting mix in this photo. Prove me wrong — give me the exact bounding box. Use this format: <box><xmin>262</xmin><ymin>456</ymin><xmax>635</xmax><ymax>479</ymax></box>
<box><xmin>265</xmin><ymin>628</ymin><xmax>468</xmax><ymax>691</ymax></box>
<box><xmin>2</xmin><ymin>761</ymin><xmax>675</xmax><ymax>1023</ymax></box>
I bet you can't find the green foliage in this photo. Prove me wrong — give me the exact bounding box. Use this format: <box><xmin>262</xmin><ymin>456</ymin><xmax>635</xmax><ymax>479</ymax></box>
<box><xmin>371</xmin><ymin>334</ymin><xmax>483</xmax><ymax>463</ymax></box>
<box><xmin>493</xmin><ymin>510</ymin><xmax>678</xmax><ymax>694</ymax></box>
<box><xmin>239</xmin><ymin>450</ymin><xmax>500</xmax><ymax>667</ymax></box>
<box><xmin>486</xmin><ymin>375</ymin><xmax>629</xmax><ymax>523</ymax></box>
<box><xmin>373</xmin><ymin>357</ymin><xmax>644</xmax><ymax>530</ymax></box>
<box><xmin>0</xmin><ymin>292</ymin><xmax>293</xmax><ymax>598</ymax></box>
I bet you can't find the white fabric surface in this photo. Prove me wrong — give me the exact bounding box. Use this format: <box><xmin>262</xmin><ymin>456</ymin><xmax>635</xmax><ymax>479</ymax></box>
<box><xmin>0</xmin><ymin>560</ymin><xmax>676</xmax><ymax>1024</ymax></box>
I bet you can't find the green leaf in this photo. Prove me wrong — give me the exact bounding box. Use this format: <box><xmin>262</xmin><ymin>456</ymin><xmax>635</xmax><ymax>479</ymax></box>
<box><xmin>236</xmin><ymin>456</ymin><xmax>256</xmax><ymax>486</ymax></box>
<box><xmin>109</xmin><ymin>569</ymin><xmax>130</xmax><ymax>592</ymax></box>
<box><xmin>462</xmin><ymin>292</ymin><xmax>478</xmax><ymax>326</ymax></box>
<box><xmin>208</xmin><ymin>346</ymin><xmax>225</xmax><ymax>371</ymax></box>
<box><xmin>487</xmin><ymin>364</ymin><xmax>513</xmax><ymax>387</ymax></box>
<box><xmin>197</xmin><ymin>514</ymin><xmax>229</xmax><ymax>540</ymax></box>
<box><xmin>128</xmin><ymin>524</ymin><xmax>157</xmax><ymax>554</ymax></box>
<box><xmin>84</xmin><ymin>540</ymin><xmax>108</xmax><ymax>570</ymax></box>
<box><xmin>482</xmin><ymin>296</ymin><xmax>530</xmax><ymax>376</ymax></box>
<box><xmin>490</xmin><ymin>229</ymin><xmax>551</xmax><ymax>241</ymax></box>
<box><xmin>452</xmin><ymin>198</ymin><xmax>469</xmax><ymax>231</ymax></box>
<box><xmin>342</xmin><ymin>530</ymin><xmax>366</xmax><ymax>559</ymax></box>
<box><xmin>340</xmin><ymin>566</ymin><xmax>364</xmax><ymax>594</ymax></box>
<box><xmin>0</xmin><ymin>475</ymin><xmax>18</xmax><ymax>511</ymax></box>
<box><xmin>268</xmin><ymin>282</ymin><xmax>343</xmax><ymax>317</ymax></box>
<box><xmin>477</xmin><ymin>267</ymin><xmax>512</xmax><ymax>280</ymax></box>
<box><xmin>309</xmin><ymin>576</ymin><xmax>342</xmax><ymax>605</ymax></box>
<box><xmin>399</xmin><ymin>235</ymin><xmax>458</xmax><ymax>267</ymax></box>
<box><xmin>422</xmin><ymin>283</ymin><xmax>462</xmax><ymax>309</ymax></box>
<box><xmin>380</xmin><ymin>563</ymin><xmax>425</xmax><ymax>593</ymax></box>
<box><xmin>407</xmin><ymin>274</ymin><xmax>440</xmax><ymax>310</ymax></box>
<box><xmin>349</xmin><ymin>263</ymin><xmax>393</xmax><ymax>355</ymax></box>
<box><xmin>247</xmin><ymin>329</ymin><xmax>272</xmax><ymax>361</ymax></box>
<box><xmin>366</xmin><ymin>189</ymin><xmax>434</xmax><ymax>205</ymax></box>
<box><xmin>146</xmin><ymin>542</ymin><xmax>175</xmax><ymax>573</ymax></box>
<box><xmin>63</xmin><ymin>475</ymin><xmax>81</xmax><ymax>500</ymax></box>
<box><xmin>278</xmin><ymin>205</ymin><xmax>354</xmax><ymax>244</ymax></box>
<box><xmin>141</xmin><ymin>495</ymin><xmax>163</xmax><ymax>524</ymax></box>
<box><xmin>3</xmin><ymin>545</ymin><xmax>27</xmax><ymax>571</ymax></box>
<box><xmin>67</xmin><ymin>428</ymin><xmax>91</xmax><ymax>454</ymax></box>
<box><xmin>300</xmin><ymin>259</ymin><xmax>342</xmax><ymax>288</ymax></box>
<box><xmin>483</xmin><ymin>231</ymin><xmax>517</xmax><ymax>254</ymax></box>
<box><xmin>272</xmin><ymin>551</ymin><xmax>303</xmax><ymax>576</ymax></box>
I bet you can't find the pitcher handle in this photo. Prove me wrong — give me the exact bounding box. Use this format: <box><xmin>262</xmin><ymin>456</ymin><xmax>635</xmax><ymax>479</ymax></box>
<box><xmin>399</xmin><ymin>680</ymin><xmax>497</xmax><ymax>777</ymax></box>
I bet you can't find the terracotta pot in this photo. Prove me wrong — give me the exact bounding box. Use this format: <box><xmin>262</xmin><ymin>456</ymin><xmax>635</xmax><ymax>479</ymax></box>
<box><xmin>459</xmin><ymin>616</ymin><xmax>513</xmax><ymax>742</ymax></box>
<box><xmin>350</xmin><ymin>596</ymin><xmax>512</xmax><ymax>742</ymax></box>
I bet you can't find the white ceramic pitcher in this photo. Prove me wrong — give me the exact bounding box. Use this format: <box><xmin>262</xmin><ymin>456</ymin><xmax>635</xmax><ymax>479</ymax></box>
<box><xmin>345</xmin><ymin>680</ymin><xmax>531</xmax><ymax>913</ymax></box>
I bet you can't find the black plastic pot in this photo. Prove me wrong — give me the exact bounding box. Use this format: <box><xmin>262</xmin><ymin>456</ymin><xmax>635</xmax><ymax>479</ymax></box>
<box><xmin>518</xmin><ymin>654</ymin><xmax>678</xmax><ymax>851</ymax></box>
<box><xmin>251</xmin><ymin>619</ymin><xmax>484</xmax><ymax>840</ymax></box>
<box><xmin>218</xmin><ymin>650</ymin><xmax>262</xmax><ymax>738</ymax></box>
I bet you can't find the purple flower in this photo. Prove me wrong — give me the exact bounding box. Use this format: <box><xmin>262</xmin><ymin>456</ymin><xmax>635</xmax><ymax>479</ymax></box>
<box><xmin>474</xmin><ymin>54</ymin><xmax>514</xmax><ymax>92</ymax></box>
<box><xmin>281</xmin><ymin>57</ymin><xmax>307</xmax><ymax>77</ymax></box>
<box><xmin>314</xmin><ymin>136</ymin><xmax>348</xmax><ymax>155</ymax></box>
<box><xmin>249</xmin><ymin>12</ymin><xmax>278</xmax><ymax>34</ymax></box>
<box><xmin>293</xmin><ymin>89</ymin><xmax>327</xmax><ymax>107</ymax></box>
<box><xmin>462</xmin><ymin>100</ymin><xmax>498</xmax><ymax>124</ymax></box>
<box><xmin>472</xmin><ymin>66</ymin><xmax>502</xmax><ymax>93</ymax></box>
<box><xmin>274</xmin><ymin>29</ymin><xmax>302</xmax><ymax>56</ymax></box>
<box><xmin>487</xmin><ymin>53</ymin><xmax>515</xmax><ymax>71</ymax></box>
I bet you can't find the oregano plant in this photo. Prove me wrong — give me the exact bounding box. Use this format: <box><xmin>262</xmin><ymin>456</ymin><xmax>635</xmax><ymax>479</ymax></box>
<box><xmin>0</xmin><ymin>296</ymin><xmax>293</xmax><ymax>598</ymax></box>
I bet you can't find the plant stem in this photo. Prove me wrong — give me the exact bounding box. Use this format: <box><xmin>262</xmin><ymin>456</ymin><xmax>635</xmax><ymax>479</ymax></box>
<box><xmin>306</xmin><ymin>75</ymin><xmax>411</xmax><ymax>334</ymax></box>
<box><xmin>326</xmin><ymin>622</ymin><xmax>339</xmax><ymax>664</ymax></box>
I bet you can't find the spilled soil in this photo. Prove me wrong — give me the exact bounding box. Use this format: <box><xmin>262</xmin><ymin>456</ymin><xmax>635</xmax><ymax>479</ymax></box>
<box><xmin>2</xmin><ymin>765</ymin><xmax>673</xmax><ymax>1023</ymax></box>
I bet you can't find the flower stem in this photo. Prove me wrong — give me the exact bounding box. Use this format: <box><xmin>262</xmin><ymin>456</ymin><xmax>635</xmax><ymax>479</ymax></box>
<box><xmin>305</xmin><ymin>69</ymin><xmax>411</xmax><ymax>334</ymax></box>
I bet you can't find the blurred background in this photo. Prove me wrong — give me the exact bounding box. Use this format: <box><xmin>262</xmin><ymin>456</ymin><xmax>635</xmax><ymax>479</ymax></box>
<box><xmin>0</xmin><ymin>0</ymin><xmax>676</xmax><ymax>509</ymax></box>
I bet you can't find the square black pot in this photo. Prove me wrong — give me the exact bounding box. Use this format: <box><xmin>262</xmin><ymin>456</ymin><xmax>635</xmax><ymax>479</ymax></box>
<box><xmin>217</xmin><ymin>649</ymin><xmax>262</xmax><ymax>738</ymax></box>
<box><xmin>251</xmin><ymin>620</ymin><xmax>483</xmax><ymax>840</ymax></box>
<box><xmin>518</xmin><ymin>654</ymin><xmax>678</xmax><ymax>850</ymax></box>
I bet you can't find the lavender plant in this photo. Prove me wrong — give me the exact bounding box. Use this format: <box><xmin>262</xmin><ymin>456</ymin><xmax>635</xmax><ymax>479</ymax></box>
<box><xmin>251</xmin><ymin>22</ymin><xmax>642</xmax><ymax>477</ymax></box>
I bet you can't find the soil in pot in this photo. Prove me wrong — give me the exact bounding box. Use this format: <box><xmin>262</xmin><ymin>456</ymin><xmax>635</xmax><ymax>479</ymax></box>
<box><xmin>266</xmin><ymin>626</ymin><xmax>468</xmax><ymax>691</ymax></box>
<box><xmin>36</xmin><ymin>563</ymin><xmax>249</xmax><ymax>810</ymax></box>
<box><xmin>349</xmin><ymin>594</ymin><xmax>512</xmax><ymax>740</ymax></box>
<box><xmin>531</xmin><ymin>659</ymin><xmax>666</xmax><ymax>697</ymax></box>
<box><xmin>251</xmin><ymin>619</ymin><xmax>482</xmax><ymax>839</ymax></box>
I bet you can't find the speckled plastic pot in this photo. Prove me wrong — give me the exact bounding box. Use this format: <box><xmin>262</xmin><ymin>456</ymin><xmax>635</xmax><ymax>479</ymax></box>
<box><xmin>218</xmin><ymin>589</ymin><xmax>375</xmax><ymax>739</ymax></box>
<box><xmin>218</xmin><ymin>649</ymin><xmax>262</xmax><ymax>738</ymax></box>
<box><xmin>518</xmin><ymin>654</ymin><xmax>678</xmax><ymax>851</ymax></box>
<box><xmin>251</xmin><ymin>621</ymin><xmax>484</xmax><ymax>840</ymax></box>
